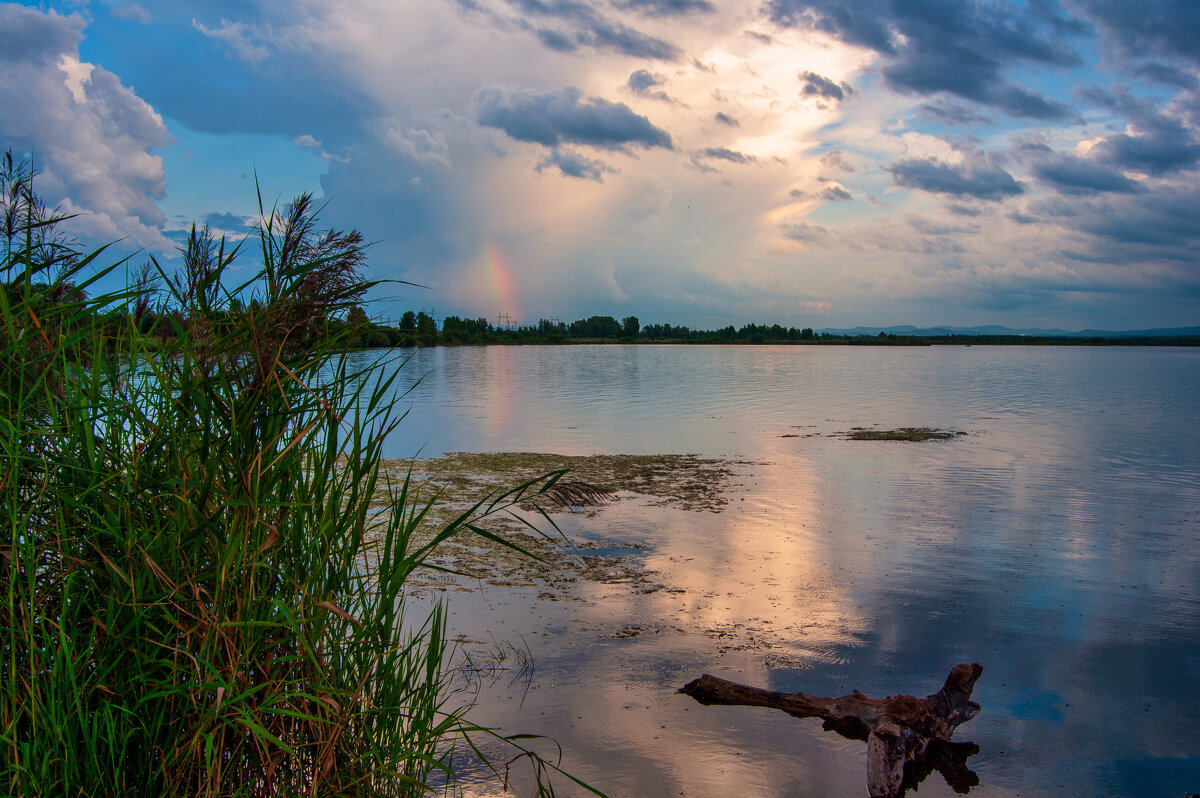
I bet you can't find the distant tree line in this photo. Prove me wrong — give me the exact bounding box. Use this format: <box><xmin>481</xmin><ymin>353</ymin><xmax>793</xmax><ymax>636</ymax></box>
<box><xmin>344</xmin><ymin>310</ymin><xmax>1200</xmax><ymax>349</ymax></box>
<box><xmin>338</xmin><ymin>311</ymin><xmax>832</xmax><ymax>348</ymax></box>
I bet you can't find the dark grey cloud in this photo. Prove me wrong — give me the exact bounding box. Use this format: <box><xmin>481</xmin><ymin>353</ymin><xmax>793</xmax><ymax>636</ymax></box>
<box><xmin>767</xmin><ymin>0</ymin><xmax>1085</xmax><ymax>119</ymax></box>
<box><xmin>818</xmin><ymin>185</ymin><xmax>852</xmax><ymax>201</ymax></box>
<box><xmin>575</xmin><ymin>18</ymin><xmax>681</xmax><ymax>59</ymax></box>
<box><xmin>798</xmin><ymin>70</ymin><xmax>856</xmax><ymax>102</ymax></box>
<box><xmin>767</xmin><ymin>0</ymin><xmax>896</xmax><ymax>52</ymax></box>
<box><xmin>701</xmin><ymin>147</ymin><xmax>755</xmax><ymax>163</ymax></box>
<box><xmin>1077</xmin><ymin>0</ymin><xmax>1200</xmax><ymax>66</ymax></box>
<box><xmin>475</xmin><ymin>86</ymin><xmax>674</xmax><ymax>151</ymax></box>
<box><xmin>505</xmin><ymin>0</ymin><xmax>682</xmax><ymax>59</ymax></box>
<box><xmin>888</xmin><ymin>153</ymin><xmax>1024</xmax><ymax>200</ymax></box>
<box><xmin>1077</xmin><ymin>89</ymin><xmax>1200</xmax><ymax>175</ymax></box>
<box><xmin>1091</xmin><ymin>118</ymin><xmax>1200</xmax><ymax>177</ymax></box>
<box><xmin>628</xmin><ymin>69</ymin><xmax>665</xmax><ymax>93</ymax></box>
<box><xmin>0</xmin><ymin>5</ymin><xmax>84</xmax><ymax>64</ymax></box>
<box><xmin>201</xmin><ymin>211</ymin><xmax>257</xmax><ymax>232</ymax></box>
<box><xmin>714</xmin><ymin>111</ymin><xmax>739</xmax><ymax>126</ymax></box>
<box><xmin>918</xmin><ymin>99</ymin><xmax>995</xmax><ymax>126</ymax></box>
<box><xmin>536</xmin><ymin>147</ymin><xmax>614</xmax><ymax>181</ymax></box>
<box><xmin>1132</xmin><ymin>62</ymin><xmax>1198</xmax><ymax>89</ymax></box>
<box><xmin>1030</xmin><ymin>154</ymin><xmax>1140</xmax><ymax>195</ymax></box>
<box><xmin>627</xmin><ymin>69</ymin><xmax>675</xmax><ymax>102</ymax></box>
<box><xmin>612</xmin><ymin>0</ymin><xmax>715</xmax><ymax>17</ymax></box>
<box><xmin>1054</xmin><ymin>186</ymin><xmax>1200</xmax><ymax>256</ymax></box>
<box><xmin>536</xmin><ymin>27</ymin><xmax>577</xmax><ymax>51</ymax></box>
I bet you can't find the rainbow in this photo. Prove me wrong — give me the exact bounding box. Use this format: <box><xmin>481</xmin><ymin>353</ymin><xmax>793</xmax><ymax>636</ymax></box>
<box><xmin>482</xmin><ymin>242</ymin><xmax>521</xmax><ymax>323</ymax></box>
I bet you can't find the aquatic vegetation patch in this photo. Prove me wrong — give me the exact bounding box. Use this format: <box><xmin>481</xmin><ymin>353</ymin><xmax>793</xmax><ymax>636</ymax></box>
<box><xmin>779</xmin><ymin>426</ymin><xmax>967</xmax><ymax>441</ymax></box>
<box><xmin>842</xmin><ymin>427</ymin><xmax>967</xmax><ymax>441</ymax></box>
<box><xmin>373</xmin><ymin>452</ymin><xmax>743</xmax><ymax>596</ymax></box>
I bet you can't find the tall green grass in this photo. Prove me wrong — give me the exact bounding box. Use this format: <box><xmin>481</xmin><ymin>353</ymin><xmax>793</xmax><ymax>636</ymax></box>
<box><xmin>0</xmin><ymin>153</ymin><xmax>578</xmax><ymax>796</ymax></box>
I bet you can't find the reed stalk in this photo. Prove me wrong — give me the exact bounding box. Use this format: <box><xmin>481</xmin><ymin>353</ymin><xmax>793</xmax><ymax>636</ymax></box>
<box><xmin>0</xmin><ymin>154</ymin><xmax>579</xmax><ymax>797</ymax></box>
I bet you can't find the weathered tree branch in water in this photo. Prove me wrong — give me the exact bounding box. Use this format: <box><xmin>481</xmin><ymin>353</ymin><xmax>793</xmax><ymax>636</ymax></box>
<box><xmin>680</xmin><ymin>663</ymin><xmax>983</xmax><ymax>798</ymax></box>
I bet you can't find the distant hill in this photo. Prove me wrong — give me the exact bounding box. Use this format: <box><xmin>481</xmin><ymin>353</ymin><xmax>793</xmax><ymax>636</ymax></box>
<box><xmin>816</xmin><ymin>324</ymin><xmax>1200</xmax><ymax>338</ymax></box>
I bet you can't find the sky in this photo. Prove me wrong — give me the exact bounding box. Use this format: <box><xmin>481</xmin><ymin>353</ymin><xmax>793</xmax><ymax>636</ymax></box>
<box><xmin>2</xmin><ymin>0</ymin><xmax>1199</xmax><ymax>331</ymax></box>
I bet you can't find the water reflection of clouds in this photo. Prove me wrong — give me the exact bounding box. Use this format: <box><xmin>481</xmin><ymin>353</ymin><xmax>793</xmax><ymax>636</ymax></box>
<box><xmin>382</xmin><ymin>345</ymin><xmax>1200</xmax><ymax>795</ymax></box>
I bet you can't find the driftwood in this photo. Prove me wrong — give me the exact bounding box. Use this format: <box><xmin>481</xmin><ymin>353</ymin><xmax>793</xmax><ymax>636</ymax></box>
<box><xmin>680</xmin><ymin>663</ymin><xmax>983</xmax><ymax>798</ymax></box>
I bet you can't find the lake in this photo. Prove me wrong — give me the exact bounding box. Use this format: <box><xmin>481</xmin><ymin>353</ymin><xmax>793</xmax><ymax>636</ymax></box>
<box><xmin>354</xmin><ymin>344</ymin><xmax>1200</xmax><ymax>797</ymax></box>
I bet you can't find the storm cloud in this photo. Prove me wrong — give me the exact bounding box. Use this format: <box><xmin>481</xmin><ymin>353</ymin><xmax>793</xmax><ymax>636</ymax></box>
<box><xmin>767</xmin><ymin>0</ymin><xmax>1084</xmax><ymax>119</ymax></box>
<box><xmin>627</xmin><ymin>69</ymin><xmax>674</xmax><ymax>102</ymax></box>
<box><xmin>700</xmin><ymin>147</ymin><xmax>755</xmax><ymax>164</ymax></box>
<box><xmin>474</xmin><ymin>86</ymin><xmax>674</xmax><ymax>151</ymax></box>
<box><xmin>818</xmin><ymin>185</ymin><xmax>852</xmax><ymax>201</ymax></box>
<box><xmin>536</xmin><ymin>147</ymin><xmax>614</xmax><ymax>181</ymax></box>
<box><xmin>612</xmin><ymin>0</ymin><xmax>715</xmax><ymax>17</ymax></box>
<box><xmin>889</xmin><ymin>153</ymin><xmax>1024</xmax><ymax>200</ymax></box>
<box><xmin>502</xmin><ymin>0</ymin><xmax>682</xmax><ymax>59</ymax></box>
<box><xmin>1028</xmin><ymin>154</ymin><xmax>1140</xmax><ymax>195</ymax></box>
<box><xmin>8</xmin><ymin>0</ymin><xmax>1200</xmax><ymax>330</ymax></box>
<box><xmin>798</xmin><ymin>70</ymin><xmax>856</xmax><ymax>102</ymax></box>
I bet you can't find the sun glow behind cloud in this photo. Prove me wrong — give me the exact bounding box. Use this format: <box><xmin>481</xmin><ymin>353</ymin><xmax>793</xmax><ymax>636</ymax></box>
<box><xmin>7</xmin><ymin>0</ymin><xmax>1200</xmax><ymax>330</ymax></box>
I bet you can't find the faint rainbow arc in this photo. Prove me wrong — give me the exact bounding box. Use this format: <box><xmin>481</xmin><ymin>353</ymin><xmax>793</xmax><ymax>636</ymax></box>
<box><xmin>482</xmin><ymin>242</ymin><xmax>521</xmax><ymax>324</ymax></box>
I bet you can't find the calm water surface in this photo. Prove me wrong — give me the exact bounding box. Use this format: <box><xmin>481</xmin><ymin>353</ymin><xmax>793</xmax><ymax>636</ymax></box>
<box><xmin>355</xmin><ymin>345</ymin><xmax>1200</xmax><ymax>798</ymax></box>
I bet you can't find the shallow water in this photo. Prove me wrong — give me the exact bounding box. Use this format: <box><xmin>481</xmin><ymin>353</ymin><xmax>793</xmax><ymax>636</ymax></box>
<box><xmin>356</xmin><ymin>345</ymin><xmax>1200</xmax><ymax>797</ymax></box>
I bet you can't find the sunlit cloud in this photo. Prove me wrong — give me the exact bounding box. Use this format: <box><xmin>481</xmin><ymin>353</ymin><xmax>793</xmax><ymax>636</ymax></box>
<box><xmin>5</xmin><ymin>0</ymin><xmax>1199</xmax><ymax>329</ymax></box>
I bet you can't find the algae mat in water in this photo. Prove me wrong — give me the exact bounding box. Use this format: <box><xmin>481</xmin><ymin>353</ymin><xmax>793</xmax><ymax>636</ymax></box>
<box><xmin>373</xmin><ymin>452</ymin><xmax>744</xmax><ymax>596</ymax></box>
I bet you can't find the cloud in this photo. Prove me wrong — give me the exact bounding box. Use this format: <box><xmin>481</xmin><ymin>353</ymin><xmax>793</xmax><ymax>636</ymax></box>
<box><xmin>1132</xmin><ymin>62</ymin><xmax>1198</xmax><ymax>89</ymax></box>
<box><xmin>699</xmin><ymin>147</ymin><xmax>756</xmax><ymax>164</ymax></box>
<box><xmin>628</xmin><ymin>69</ymin><xmax>674</xmax><ymax>102</ymax></box>
<box><xmin>779</xmin><ymin>221</ymin><xmax>830</xmax><ymax>243</ymax></box>
<box><xmin>474</xmin><ymin>86</ymin><xmax>674</xmax><ymax>151</ymax></box>
<box><xmin>612</xmin><ymin>0</ymin><xmax>716</xmax><ymax>17</ymax></box>
<box><xmin>818</xmin><ymin>185</ymin><xmax>852</xmax><ymax>201</ymax></box>
<box><xmin>192</xmin><ymin>18</ymin><xmax>271</xmax><ymax>64</ymax></box>
<box><xmin>1087</xmin><ymin>97</ymin><xmax>1200</xmax><ymax>176</ymax></box>
<box><xmin>888</xmin><ymin>152</ymin><xmax>1024</xmax><ymax>200</ymax></box>
<box><xmin>536</xmin><ymin>147</ymin><xmax>615</xmax><ymax>181</ymax></box>
<box><xmin>1077</xmin><ymin>0</ymin><xmax>1200</xmax><ymax>66</ymax></box>
<box><xmin>918</xmin><ymin>99</ymin><xmax>995</xmax><ymax>126</ymax></box>
<box><xmin>628</xmin><ymin>69</ymin><xmax>665</xmax><ymax>93</ymax></box>
<box><xmin>767</xmin><ymin>0</ymin><xmax>1084</xmax><ymax>119</ymax></box>
<box><xmin>0</xmin><ymin>4</ymin><xmax>84</xmax><ymax>64</ymax></box>
<box><xmin>498</xmin><ymin>0</ymin><xmax>682</xmax><ymax>59</ymax></box>
<box><xmin>798</xmin><ymin>70</ymin><xmax>856</xmax><ymax>102</ymax></box>
<box><xmin>713</xmin><ymin>111</ymin><xmax>739</xmax><ymax>126</ymax></box>
<box><xmin>573</xmin><ymin>18</ymin><xmax>682</xmax><ymax>59</ymax></box>
<box><xmin>820</xmin><ymin>149</ymin><xmax>854</xmax><ymax>172</ymax></box>
<box><xmin>0</xmin><ymin>5</ymin><xmax>171</xmax><ymax>250</ymax></box>
<box><xmin>535</xmin><ymin>27</ymin><xmax>577</xmax><ymax>51</ymax></box>
<box><xmin>1029</xmin><ymin>154</ymin><xmax>1140</xmax><ymax>195</ymax></box>
<box><xmin>201</xmin><ymin>211</ymin><xmax>256</xmax><ymax>232</ymax></box>
<box><xmin>1060</xmin><ymin>186</ymin><xmax>1200</xmax><ymax>251</ymax></box>
<box><xmin>386</xmin><ymin>126</ymin><xmax>451</xmax><ymax>165</ymax></box>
